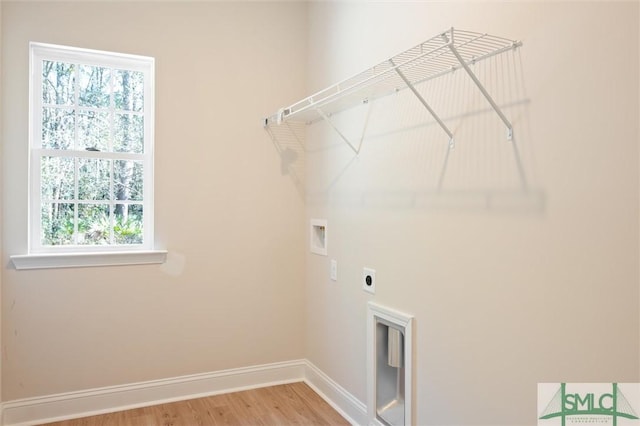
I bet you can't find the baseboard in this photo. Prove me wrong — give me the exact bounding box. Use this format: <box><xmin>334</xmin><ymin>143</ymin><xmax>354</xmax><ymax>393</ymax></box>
<box><xmin>303</xmin><ymin>361</ymin><xmax>368</xmax><ymax>425</ymax></box>
<box><xmin>0</xmin><ymin>359</ymin><xmax>367</xmax><ymax>426</ymax></box>
<box><xmin>1</xmin><ymin>360</ymin><xmax>306</xmax><ymax>426</ymax></box>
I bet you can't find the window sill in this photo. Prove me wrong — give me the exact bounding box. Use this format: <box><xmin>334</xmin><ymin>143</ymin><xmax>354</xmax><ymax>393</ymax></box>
<box><xmin>10</xmin><ymin>250</ymin><xmax>168</xmax><ymax>270</ymax></box>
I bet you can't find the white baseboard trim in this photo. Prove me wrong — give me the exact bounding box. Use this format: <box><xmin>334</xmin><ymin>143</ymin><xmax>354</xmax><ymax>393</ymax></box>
<box><xmin>0</xmin><ymin>359</ymin><xmax>367</xmax><ymax>426</ymax></box>
<box><xmin>2</xmin><ymin>360</ymin><xmax>306</xmax><ymax>426</ymax></box>
<box><xmin>303</xmin><ymin>361</ymin><xmax>367</xmax><ymax>425</ymax></box>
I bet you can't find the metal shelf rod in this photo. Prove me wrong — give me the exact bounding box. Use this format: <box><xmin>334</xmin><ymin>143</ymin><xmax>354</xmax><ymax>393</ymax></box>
<box><xmin>391</xmin><ymin>59</ymin><xmax>454</xmax><ymax>147</ymax></box>
<box><xmin>446</xmin><ymin>38</ymin><xmax>514</xmax><ymax>140</ymax></box>
<box><xmin>315</xmin><ymin>107</ymin><xmax>361</xmax><ymax>154</ymax></box>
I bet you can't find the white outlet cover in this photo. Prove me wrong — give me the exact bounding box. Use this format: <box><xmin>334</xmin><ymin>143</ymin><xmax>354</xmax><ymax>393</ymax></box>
<box><xmin>362</xmin><ymin>267</ymin><xmax>376</xmax><ymax>294</ymax></box>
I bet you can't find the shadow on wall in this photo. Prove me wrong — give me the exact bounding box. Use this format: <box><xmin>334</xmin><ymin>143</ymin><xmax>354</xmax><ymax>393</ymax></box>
<box><xmin>265</xmin><ymin>48</ymin><xmax>545</xmax><ymax>216</ymax></box>
<box><xmin>264</xmin><ymin>120</ymin><xmax>306</xmax><ymax>198</ymax></box>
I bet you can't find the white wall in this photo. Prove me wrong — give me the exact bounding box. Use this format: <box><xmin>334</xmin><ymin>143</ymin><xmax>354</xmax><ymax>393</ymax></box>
<box><xmin>305</xmin><ymin>2</ymin><xmax>639</xmax><ymax>425</ymax></box>
<box><xmin>1</xmin><ymin>1</ymin><xmax>307</xmax><ymax>400</ymax></box>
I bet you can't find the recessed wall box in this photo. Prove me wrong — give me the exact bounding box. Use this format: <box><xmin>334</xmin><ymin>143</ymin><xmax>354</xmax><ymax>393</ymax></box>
<box><xmin>310</xmin><ymin>219</ymin><xmax>328</xmax><ymax>256</ymax></box>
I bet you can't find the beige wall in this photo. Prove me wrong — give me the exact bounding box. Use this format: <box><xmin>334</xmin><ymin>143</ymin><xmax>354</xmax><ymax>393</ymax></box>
<box><xmin>305</xmin><ymin>2</ymin><xmax>639</xmax><ymax>425</ymax></box>
<box><xmin>1</xmin><ymin>2</ymin><xmax>307</xmax><ymax>400</ymax></box>
<box><xmin>1</xmin><ymin>2</ymin><xmax>639</xmax><ymax>424</ymax></box>
<box><xmin>0</xmin><ymin>0</ymin><xmax>3</xmax><ymax>404</ymax></box>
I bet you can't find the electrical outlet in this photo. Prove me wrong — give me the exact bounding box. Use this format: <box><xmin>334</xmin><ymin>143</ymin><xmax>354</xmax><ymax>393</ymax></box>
<box><xmin>330</xmin><ymin>259</ymin><xmax>337</xmax><ymax>281</ymax></box>
<box><xmin>362</xmin><ymin>267</ymin><xmax>376</xmax><ymax>294</ymax></box>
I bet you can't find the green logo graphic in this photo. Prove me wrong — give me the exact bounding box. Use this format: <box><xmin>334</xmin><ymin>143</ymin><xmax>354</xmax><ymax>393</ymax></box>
<box><xmin>539</xmin><ymin>383</ymin><xmax>639</xmax><ymax>426</ymax></box>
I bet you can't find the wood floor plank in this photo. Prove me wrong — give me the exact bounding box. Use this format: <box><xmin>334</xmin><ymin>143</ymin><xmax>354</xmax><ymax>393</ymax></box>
<box><xmin>40</xmin><ymin>382</ymin><xmax>349</xmax><ymax>426</ymax></box>
<box><xmin>291</xmin><ymin>382</ymin><xmax>348</xmax><ymax>425</ymax></box>
<box><xmin>271</xmin><ymin>383</ymin><xmax>326</xmax><ymax>425</ymax></box>
<box><xmin>224</xmin><ymin>389</ymin><xmax>267</xmax><ymax>425</ymax></box>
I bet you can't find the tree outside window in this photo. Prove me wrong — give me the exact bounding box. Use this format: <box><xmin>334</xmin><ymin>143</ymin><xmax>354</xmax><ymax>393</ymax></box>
<box><xmin>30</xmin><ymin>43</ymin><xmax>154</xmax><ymax>252</ymax></box>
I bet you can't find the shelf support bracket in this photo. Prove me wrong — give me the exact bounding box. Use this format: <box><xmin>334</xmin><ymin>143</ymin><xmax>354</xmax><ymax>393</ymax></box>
<box><xmin>315</xmin><ymin>106</ymin><xmax>367</xmax><ymax>155</ymax></box>
<box><xmin>391</xmin><ymin>60</ymin><xmax>455</xmax><ymax>149</ymax></box>
<box><xmin>446</xmin><ymin>42</ymin><xmax>514</xmax><ymax>141</ymax></box>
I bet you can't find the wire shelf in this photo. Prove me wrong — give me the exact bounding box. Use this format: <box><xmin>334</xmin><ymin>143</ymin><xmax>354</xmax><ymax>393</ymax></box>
<box><xmin>264</xmin><ymin>28</ymin><xmax>521</xmax><ymax>127</ymax></box>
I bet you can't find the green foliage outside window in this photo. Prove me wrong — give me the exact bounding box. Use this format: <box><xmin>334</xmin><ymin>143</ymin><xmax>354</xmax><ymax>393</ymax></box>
<box><xmin>39</xmin><ymin>59</ymin><xmax>146</xmax><ymax>246</ymax></box>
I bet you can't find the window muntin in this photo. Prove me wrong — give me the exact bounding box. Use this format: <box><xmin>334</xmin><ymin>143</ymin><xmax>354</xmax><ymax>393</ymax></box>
<box><xmin>30</xmin><ymin>43</ymin><xmax>154</xmax><ymax>253</ymax></box>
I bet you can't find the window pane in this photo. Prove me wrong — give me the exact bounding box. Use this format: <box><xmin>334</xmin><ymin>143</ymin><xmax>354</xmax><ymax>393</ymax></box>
<box><xmin>32</xmin><ymin>44</ymin><xmax>153</xmax><ymax>252</ymax></box>
<box><xmin>114</xmin><ymin>69</ymin><xmax>144</xmax><ymax>112</ymax></box>
<box><xmin>79</xmin><ymin>65</ymin><xmax>111</xmax><ymax>108</ymax></box>
<box><xmin>41</xmin><ymin>156</ymin><xmax>74</xmax><ymax>200</ymax></box>
<box><xmin>42</xmin><ymin>107</ymin><xmax>75</xmax><ymax>149</ymax></box>
<box><xmin>77</xmin><ymin>203</ymin><xmax>110</xmax><ymax>245</ymax></box>
<box><xmin>78</xmin><ymin>110</ymin><xmax>110</xmax><ymax>151</ymax></box>
<box><xmin>41</xmin><ymin>202</ymin><xmax>75</xmax><ymax>246</ymax></box>
<box><xmin>42</xmin><ymin>61</ymin><xmax>75</xmax><ymax>105</ymax></box>
<box><xmin>114</xmin><ymin>113</ymin><xmax>143</xmax><ymax>153</ymax></box>
<box><xmin>114</xmin><ymin>160</ymin><xmax>143</xmax><ymax>201</ymax></box>
<box><xmin>114</xmin><ymin>204</ymin><xmax>143</xmax><ymax>244</ymax></box>
<box><xmin>78</xmin><ymin>158</ymin><xmax>111</xmax><ymax>200</ymax></box>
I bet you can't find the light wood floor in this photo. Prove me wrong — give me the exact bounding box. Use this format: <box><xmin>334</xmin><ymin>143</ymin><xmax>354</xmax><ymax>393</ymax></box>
<box><xmin>40</xmin><ymin>382</ymin><xmax>349</xmax><ymax>426</ymax></box>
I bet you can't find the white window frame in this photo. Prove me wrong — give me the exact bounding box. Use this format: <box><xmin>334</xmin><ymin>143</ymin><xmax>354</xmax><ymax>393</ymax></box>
<box><xmin>10</xmin><ymin>43</ymin><xmax>166</xmax><ymax>269</ymax></box>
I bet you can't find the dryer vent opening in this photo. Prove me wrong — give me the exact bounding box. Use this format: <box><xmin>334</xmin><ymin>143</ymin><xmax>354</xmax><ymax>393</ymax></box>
<box><xmin>367</xmin><ymin>303</ymin><xmax>413</xmax><ymax>426</ymax></box>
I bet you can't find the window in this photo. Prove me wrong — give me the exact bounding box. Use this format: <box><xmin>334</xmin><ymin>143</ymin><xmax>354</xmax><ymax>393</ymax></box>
<box><xmin>11</xmin><ymin>43</ymin><xmax>165</xmax><ymax>269</ymax></box>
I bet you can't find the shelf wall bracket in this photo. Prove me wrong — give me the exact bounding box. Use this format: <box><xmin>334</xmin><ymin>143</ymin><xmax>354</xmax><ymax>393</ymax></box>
<box><xmin>444</xmin><ymin>34</ymin><xmax>514</xmax><ymax>141</ymax></box>
<box><xmin>314</xmin><ymin>103</ymin><xmax>370</xmax><ymax>155</ymax></box>
<box><xmin>390</xmin><ymin>59</ymin><xmax>455</xmax><ymax>149</ymax></box>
